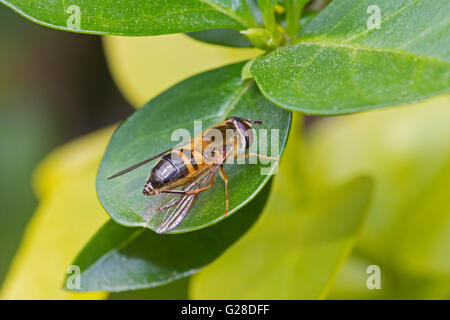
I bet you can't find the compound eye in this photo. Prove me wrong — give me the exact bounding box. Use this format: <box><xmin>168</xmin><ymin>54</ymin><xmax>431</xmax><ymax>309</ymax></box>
<box><xmin>235</xmin><ymin>121</ymin><xmax>252</xmax><ymax>149</ymax></box>
<box><xmin>245</xmin><ymin>127</ymin><xmax>254</xmax><ymax>149</ymax></box>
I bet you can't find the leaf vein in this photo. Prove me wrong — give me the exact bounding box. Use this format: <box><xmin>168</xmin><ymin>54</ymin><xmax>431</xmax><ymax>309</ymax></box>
<box><xmin>347</xmin><ymin>0</ymin><xmax>422</xmax><ymax>42</ymax></box>
<box><xmin>296</xmin><ymin>39</ymin><xmax>450</xmax><ymax>65</ymax></box>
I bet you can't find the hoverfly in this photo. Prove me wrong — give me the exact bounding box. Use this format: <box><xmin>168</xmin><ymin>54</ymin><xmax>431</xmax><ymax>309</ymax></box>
<box><xmin>108</xmin><ymin>117</ymin><xmax>278</xmax><ymax>234</ymax></box>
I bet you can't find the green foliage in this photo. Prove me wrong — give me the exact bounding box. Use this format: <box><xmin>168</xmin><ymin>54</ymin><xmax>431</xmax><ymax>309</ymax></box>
<box><xmin>186</xmin><ymin>29</ymin><xmax>253</xmax><ymax>47</ymax></box>
<box><xmin>191</xmin><ymin>120</ymin><xmax>373</xmax><ymax>299</ymax></box>
<box><xmin>284</xmin><ymin>0</ymin><xmax>310</xmax><ymax>37</ymax></box>
<box><xmin>251</xmin><ymin>0</ymin><xmax>450</xmax><ymax>114</ymax></box>
<box><xmin>309</xmin><ymin>98</ymin><xmax>450</xmax><ymax>275</ymax></box>
<box><xmin>0</xmin><ymin>0</ymin><xmax>255</xmax><ymax>35</ymax></box>
<box><xmin>2</xmin><ymin>0</ymin><xmax>448</xmax><ymax>114</ymax></box>
<box><xmin>307</xmin><ymin>96</ymin><xmax>450</xmax><ymax>298</ymax></box>
<box><xmin>192</xmin><ymin>177</ymin><xmax>372</xmax><ymax>299</ymax></box>
<box><xmin>0</xmin><ymin>103</ymin><xmax>58</xmax><ymax>286</ymax></box>
<box><xmin>67</xmin><ymin>182</ymin><xmax>271</xmax><ymax>292</ymax></box>
<box><xmin>97</xmin><ymin>62</ymin><xmax>290</xmax><ymax>233</ymax></box>
<box><xmin>108</xmin><ymin>277</ymin><xmax>190</xmax><ymax>300</ymax></box>
<box><xmin>2</xmin><ymin>0</ymin><xmax>449</xmax><ymax>298</ymax></box>
<box><xmin>257</xmin><ymin>0</ymin><xmax>278</xmax><ymax>36</ymax></box>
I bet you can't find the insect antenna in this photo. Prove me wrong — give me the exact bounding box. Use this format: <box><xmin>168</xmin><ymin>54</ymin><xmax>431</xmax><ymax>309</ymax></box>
<box><xmin>249</xmin><ymin>119</ymin><xmax>263</xmax><ymax>125</ymax></box>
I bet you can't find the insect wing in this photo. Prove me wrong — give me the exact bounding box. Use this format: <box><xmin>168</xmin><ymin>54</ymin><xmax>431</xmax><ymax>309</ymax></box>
<box><xmin>156</xmin><ymin>167</ymin><xmax>219</xmax><ymax>234</ymax></box>
<box><xmin>155</xmin><ymin>146</ymin><xmax>234</xmax><ymax>234</ymax></box>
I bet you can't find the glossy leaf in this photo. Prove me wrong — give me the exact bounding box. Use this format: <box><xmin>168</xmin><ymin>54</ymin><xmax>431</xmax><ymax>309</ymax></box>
<box><xmin>68</xmin><ymin>182</ymin><xmax>271</xmax><ymax>292</ymax></box>
<box><xmin>108</xmin><ymin>277</ymin><xmax>190</xmax><ymax>299</ymax></box>
<box><xmin>191</xmin><ymin>120</ymin><xmax>373</xmax><ymax>299</ymax></box>
<box><xmin>97</xmin><ymin>62</ymin><xmax>291</xmax><ymax>233</ymax></box>
<box><xmin>251</xmin><ymin>0</ymin><xmax>450</xmax><ymax>114</ymax></box>
<box><xmin>0</xmin><ymin>0</ymin><xmax>255</xmax><ymax>36</ymax></box>
<box><xmin>186</xmin><ymin>29</ymin><xmax>253</xmax><ymax>47</ymax></box>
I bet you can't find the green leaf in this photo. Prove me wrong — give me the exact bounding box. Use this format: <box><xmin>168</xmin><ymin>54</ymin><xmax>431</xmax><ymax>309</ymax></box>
<box><xmin>241</xmin><ymin>59</ymin><xmax>255</xmax><ymax>80</ymax></box>
<box><xmin>186</xmin><ymin>28</ymin><xmax>253</xmax><ymax>47</ymax></box>
<box><xmin>97</xmin><ymin>62</ymin><xmax>291</xmax><ymax>233</ymax></box>
<box><xmin>0</xmin><ymin>0</ymin><xmax>255</xmax><ymax>36</ymax></box>
<box><xmin>108</xmin><ymin>277</ymin><xmax>190</xmax><ymax>299</ymax></box>
<box><xmin>67</xmin><ymin>182</ymin><xmax>271</xmax><ymax>292</ymax></box>
<box><xmin>306</xmin><ymin>95</ymin><xmax>450</xmax><ymax>280</ymax></box>
<box><xmin>298</xmin><ymin>10</ymin><xmax>317</xmax><ymax>30</ymax></box>
<box><xmin>251</xmin><ymin>0</ymin><xmax>450</xmax><ymax>114</ymax></box>
<box><xmin>190</xmin><ymin>119</ymin><xmax>373</xmax><ymax>299</ymax></box>
<box><xmin>327</xmin><ymin>254</ymin><xmax>450</xmax><ymax>299</ymax></box>
<box><xmin>191</xmin><ymin>177</ymin><xmax>373</xmax><ymax>299</ymax></box>
<box><xmin>395</xmin><ymin>162</ymin><xmax>450</xmax><ymax>277</ymax></box>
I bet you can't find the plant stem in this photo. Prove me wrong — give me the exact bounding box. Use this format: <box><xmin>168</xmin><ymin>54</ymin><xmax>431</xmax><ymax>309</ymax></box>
<box><xmin>254</xmin><ymin>0</ymin><xmax>285</xmax><ymax>49</ymax></box>
<box><xmin>285</xmin><ymin>0</ymin><xmax>309</xmax><ymax>39</ymax></box>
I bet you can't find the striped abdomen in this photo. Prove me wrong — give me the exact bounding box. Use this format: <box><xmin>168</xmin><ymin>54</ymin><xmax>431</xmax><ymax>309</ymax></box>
<box><xmin>147</xmin><ymin>151</ymin><xmax>189</xmax><ymax>189</ymax></box>
<box><xmin>143</xmin><ymin>122</ymin><xmax>238</xmax><ymax>195</ymax></box>
<box><xmin>143</xmin><ymin>148</ymin><xmax>206</xmax><ymax>194</ymax></box>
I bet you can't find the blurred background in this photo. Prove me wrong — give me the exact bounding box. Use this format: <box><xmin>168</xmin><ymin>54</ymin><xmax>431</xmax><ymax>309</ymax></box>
<box><xmin>0</xmin><ymin>3</ymin><xmax>449</xmax><ymax>300</ymax></box>
<box><xmin>0</xmin><ymin>4</ymin><xmax>132</xmax><ymax>288</ymax></box>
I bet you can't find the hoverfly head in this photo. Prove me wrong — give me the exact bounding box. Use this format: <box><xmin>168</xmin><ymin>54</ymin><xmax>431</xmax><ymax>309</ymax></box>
<box><xmin>226</xmin><ymin>117</ymin><xmax>262</xmax><ymax>149</ymax></box>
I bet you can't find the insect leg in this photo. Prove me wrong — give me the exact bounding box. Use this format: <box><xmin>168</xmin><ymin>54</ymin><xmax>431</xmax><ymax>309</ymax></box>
<box><xmin>145</xmin><ymin>196</ymin><xmax>181</xmax><ymax>219</ymax></box>
<box><xmin>159</xmin><ymin>185</ymin><xmax>213</xmax><ymax>195</ymax></box>
<box><xmin>184</xmin><ymin>174</ymin><xmax>216</xmax><ymax>195</ymax></box>
<box><xmin>219</xmin><ymin>165</ymin><xmax>229</xmax><ymax>216</ymax></box>
<box><xmin>235</xmin><ymin>153</ymin><xmax>280</xmax><ymax>161</ymax></box>
<box><xmin>158</xmin><ymin>175</ymin><xmax>217</xmax><ymax>195</ymax></box>
<box><xmin>159</xmin><ymin>190</ymin><xmax>189</xmax><ymax>195</ymax></box>
<box><xmin>158</xmin><ymin>196</ymin><xmax>182</xmax><ymax>211</ymax></box>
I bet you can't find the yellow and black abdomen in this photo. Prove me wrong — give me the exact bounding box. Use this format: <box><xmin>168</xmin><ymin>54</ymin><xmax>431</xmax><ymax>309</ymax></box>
<box><xmin>145</xmin><ymin>121</ymin><xmax>235</xmax><ymax>193</ymax></box>
<box><xmin>148</xmin><ymin>151</ymin><xmax>189</xmax><ymax>189</ymax></box>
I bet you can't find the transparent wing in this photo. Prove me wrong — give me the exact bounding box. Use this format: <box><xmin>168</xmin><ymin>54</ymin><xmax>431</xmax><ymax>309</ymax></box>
<box><xmin>155</xmin><ymin>166</ymin><xmax>219</xmax><ymax>234</ymax></box>
<box><xmin>151</xmin><ymin>145</ymin><xmax>233</xmax><ymax>234</ymax></box>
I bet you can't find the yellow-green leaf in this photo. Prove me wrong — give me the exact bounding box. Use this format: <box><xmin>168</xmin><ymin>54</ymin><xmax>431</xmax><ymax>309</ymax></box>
<box><xmin>190</xmin><ymin>118</ymin><xmax>373</xmax><ymax>299</ymax></box>
<box><xmin>0</xmin><ymin>127</ymin><xmax>115</xmax><ymax>299</ymax></box>
<box><xmin>306</xmin><ymin>94</ymin><xmax>450</xmax><ymax>278</ymax></box>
